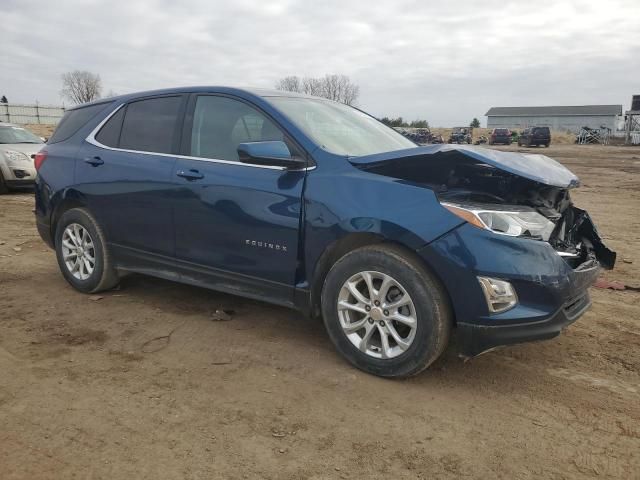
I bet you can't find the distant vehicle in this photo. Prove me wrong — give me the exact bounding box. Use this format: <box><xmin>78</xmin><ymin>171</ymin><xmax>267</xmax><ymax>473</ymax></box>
<box><xmin>411</xmin><ymin>128</ymin><xmax>432</xmax><ymax>144</ymax></box>
<box><xmin>474</xmin><ymin>135</ymin><xmax>488</xmax><ymax>145</ymax></box>
<box><xmin>448</xmin><ymin>127</ymin><xmax>472</xmax><ymax>144</ymax></box>
<box><xmin>34</xmin><ymin>87</ymin><xmax>615</xmax><ymax>377</ymax></box>
<box><xmin>488</xmin><ymin>128</ymin><xmax>511</xmax><ymax>145</ymax></box>
<box><xmin>0</xmin><ymin>123</ymin><xmax>45</xmax><ymax>193</ymax></box>
<box><xmin>430</xmin><ymin>133</ymin><xmax>445</xmax><ymax>144</ymax></box>
<box><xmin>518</xmin><ymin>127</ymin><xmax>551</xmax><ymax>147</ymax></box>
<box><xmin>394</xmin><ymin>127</ymin><xmax>437</xmax><ymax>145</ymax></box>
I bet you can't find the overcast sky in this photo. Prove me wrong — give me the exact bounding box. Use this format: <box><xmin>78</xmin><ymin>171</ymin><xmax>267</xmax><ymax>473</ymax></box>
<box><xmin>3</xmin><ymin>0</ymin><xmax>639</xmax><ymax>126</ymax></box>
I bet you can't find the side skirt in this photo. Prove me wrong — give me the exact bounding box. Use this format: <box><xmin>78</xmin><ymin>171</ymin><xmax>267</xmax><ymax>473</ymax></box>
<box><xmin>110</xmin><ymin>243</ymin><xmax>300</xmax><ymax>309</ymax></box>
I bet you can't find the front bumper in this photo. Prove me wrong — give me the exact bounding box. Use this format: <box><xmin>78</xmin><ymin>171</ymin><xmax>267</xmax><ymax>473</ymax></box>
<box><xmin>418</xmin><ymin>223</ymin><xmax>602</xmax><ymax>356</ymax></box>
<box><xmin>1</xmin><ymin>163</ymin><xmax>37</xmax><ymax>184</ymax></box>
<box><xmin>457</xmin><ymin>290</ymin><xmax>592</xmax><ymax>356</ymax></box>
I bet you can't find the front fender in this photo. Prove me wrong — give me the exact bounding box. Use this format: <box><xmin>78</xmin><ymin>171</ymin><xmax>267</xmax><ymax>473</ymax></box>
<box><xmin>302</xmin><ymin>165</ymin><xmax>464</xmax><ymax>289</ymax></box>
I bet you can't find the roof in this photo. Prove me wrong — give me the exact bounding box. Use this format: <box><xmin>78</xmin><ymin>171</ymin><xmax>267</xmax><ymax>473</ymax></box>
<box><xmin>68</xmin><ymin>86</ymin><xmax>317</xmax><ymax>110</ymax></box>
<box><xmin>485</xmin><ymin>105</ymin><xmax>622</xmax><ymax>117</ymax></box>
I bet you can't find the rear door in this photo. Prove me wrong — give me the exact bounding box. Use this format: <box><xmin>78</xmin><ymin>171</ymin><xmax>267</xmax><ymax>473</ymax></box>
<box><xmin>77</xmin><ymin>95</ymin><xmax>186</xmax><ymax>258</ymax></box>
<box><xmin>172</xmin><ymin>94</ymin><xmax>307</xmax><ymax>305</ymax></box>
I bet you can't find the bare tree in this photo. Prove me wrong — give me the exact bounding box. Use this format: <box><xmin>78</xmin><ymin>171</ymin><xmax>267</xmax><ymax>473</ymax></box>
<box><xmin>275</xmin><ymin>74</ymin><xmax>359</xmax><ymax>105</ymax></box>
<box><xmin>320</xmin><ymin>74</ymin><xmax>359</xmax><ymax>105</ymax></box>
<box><xmin>301</xmin><ymin>77</ymin><xmax>324</xmax><ymax>97</ymax></box>
<box><xmin>60</xmin><ymin>70</ymin><xmax>102</xmax><ymax>104</ymax></box>
<box><xmin>275</xmin><ymin>76</ymin><xmax>302</xmax><ymax>93</ymax></box>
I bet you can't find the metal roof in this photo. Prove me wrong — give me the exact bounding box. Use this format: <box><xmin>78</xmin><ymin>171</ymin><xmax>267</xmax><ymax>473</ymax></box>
<box><xmin>485</xmin><ymin>105</ymin><xmax>622</xmax><ymax>117</ymax></box>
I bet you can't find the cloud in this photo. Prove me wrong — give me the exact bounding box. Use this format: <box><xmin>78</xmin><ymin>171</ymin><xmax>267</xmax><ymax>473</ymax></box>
<box><xmin>3</xmin><ymin>0</ymin><xmax>639</xmax><ymax>125</ymax></box>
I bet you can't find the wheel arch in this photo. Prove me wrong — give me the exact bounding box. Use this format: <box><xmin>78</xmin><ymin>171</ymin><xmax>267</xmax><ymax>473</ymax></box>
<box><xmin>307</xmin><ymin>233</ymin><xmax>456</xmax><ymax>327</ymax></box>
<box><xmin>49</xmin><ymin>189</ymin><xmax>89</xmax><ymax>246</ymax></box>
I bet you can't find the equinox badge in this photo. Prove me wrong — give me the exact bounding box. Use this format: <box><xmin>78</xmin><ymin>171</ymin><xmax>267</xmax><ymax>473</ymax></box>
<box><xmin>245</xmin><ymin>239</ymin><xmax>288</xmax><ymax>252</ymax></box>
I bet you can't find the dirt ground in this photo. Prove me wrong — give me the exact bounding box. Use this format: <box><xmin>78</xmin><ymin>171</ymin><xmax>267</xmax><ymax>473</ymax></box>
<box><xmin>1</xmin><ymin>144</ymin><xmax>639</xmax><ymax>479</ymax></box>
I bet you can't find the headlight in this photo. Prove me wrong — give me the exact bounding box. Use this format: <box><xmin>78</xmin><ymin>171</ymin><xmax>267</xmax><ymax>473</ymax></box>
<box><xmin>4</xmin><ymin>150</ymin><xmax>31</xmax><ymax>166</ymax></box>
<box><xmin>442</xmin><ymin>202</ymin><xmax>555</xmax><ymax>241</ymax></box>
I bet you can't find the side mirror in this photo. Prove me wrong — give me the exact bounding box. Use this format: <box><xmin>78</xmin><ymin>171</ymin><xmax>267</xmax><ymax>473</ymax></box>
<box><xmin>237</xmin><ymin>141</ymin><xmax>306</xmax><ymax>169</ymax></box>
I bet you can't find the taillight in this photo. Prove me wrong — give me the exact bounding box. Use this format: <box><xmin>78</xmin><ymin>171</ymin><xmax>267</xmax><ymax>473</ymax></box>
<box><xmin>34</xmin><ymin>151</ymin><xmax>48</xmax><ymax>171</ymax></box>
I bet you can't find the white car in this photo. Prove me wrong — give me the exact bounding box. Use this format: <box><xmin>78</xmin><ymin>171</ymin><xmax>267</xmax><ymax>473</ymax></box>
<box><xmin>0</xmin><ymin>123</ymin><xmax>45</xmax><ymax>193</ymax></box>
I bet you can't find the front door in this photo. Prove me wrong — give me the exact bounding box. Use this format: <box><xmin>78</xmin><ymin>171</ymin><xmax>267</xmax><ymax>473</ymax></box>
<box><xmin>173</xmin><ymin>95</ymin><xmax>306</xmax><ymax>305</ymax></box>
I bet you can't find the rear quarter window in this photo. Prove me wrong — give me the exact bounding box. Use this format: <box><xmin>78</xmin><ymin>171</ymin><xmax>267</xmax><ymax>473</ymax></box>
<box><xmin>48</xmin><ymin>102</ymin><xmax>112</xmax><ymax>144</ymax></box>
<box><xmin>95</xmin><ymin>106</ymin><xmax>126</xmax><ymax>147</ymax></box>
<box><xmin>533</xmin><ymin>127</ymin><xmax>550</xmax><ymax>134</ymax></box>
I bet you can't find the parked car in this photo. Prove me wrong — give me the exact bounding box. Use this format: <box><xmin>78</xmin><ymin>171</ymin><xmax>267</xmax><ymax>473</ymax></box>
<box><xmin>488</xmin><ymin>128</ymin><xmax>511</xmax><ymax>145</ymax></box>
<box><xmin>448</xmin><ymin>127</ymin><xmax>472</xmax><ymax>144</ymax></box>
<box><xmin>0</xmin><ymin>123</ymin><xmax>45</xmax><ymax>193</ymax></box>
<box><xmin>518</xmin><ymin>126</ymin><xmax>551</xmax><ymax>147</ymax></box>
<box><xmin>34</xmin><ymin>87</ymin><xmax>615</xmax><ymax>377</ymax></box>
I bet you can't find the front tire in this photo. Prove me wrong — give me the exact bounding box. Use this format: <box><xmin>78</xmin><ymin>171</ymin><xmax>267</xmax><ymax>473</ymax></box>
<box><xmin>321</xmin><ymin>244</ymin><xmax>452</xmax><ymax>378</ymax></box>
<box><xmin>54</xmin><ymin>208</ymin><xmax>119</xmax><ymax>293</ymax></box>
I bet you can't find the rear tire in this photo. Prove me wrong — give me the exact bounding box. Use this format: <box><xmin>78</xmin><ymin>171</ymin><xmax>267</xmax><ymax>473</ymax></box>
<box><xmin>321</xmin><ymin>244</ymin><xmax>452</xmax><ymax>378</ymax></box>
<box><xmin>54</xmin><ymin>208</ymin><xmax>119</xmax><ymax>293</ymax></box>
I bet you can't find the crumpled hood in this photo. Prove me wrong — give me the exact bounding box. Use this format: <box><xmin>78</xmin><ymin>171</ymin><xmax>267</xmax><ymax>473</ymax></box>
<box><xmin>349</xmin><ymin>144</ymin><xmax>580</xmax><ymax>188</ymax></box>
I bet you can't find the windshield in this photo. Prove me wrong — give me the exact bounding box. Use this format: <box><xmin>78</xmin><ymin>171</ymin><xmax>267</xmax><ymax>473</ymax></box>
<box><xmin>0</xmin><ymin>125</ymin><xmax>44</xmax><ymax>144</ymax></box>
<box><xmin>268</xmin><ymin>97</ymin><xmax>415</xmax><ymax>157</ymax></box>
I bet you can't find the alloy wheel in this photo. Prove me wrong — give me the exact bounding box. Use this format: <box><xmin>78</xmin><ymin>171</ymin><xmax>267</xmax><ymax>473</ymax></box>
<box><xmin>61</xmin><ymin>223</ymin><xmax>96</xmax><ymax>280</ymax></box>
<box><xmin>337</xmin><ymin>271</ymin><xmax>417</xmax><ymax>359</ymax></box>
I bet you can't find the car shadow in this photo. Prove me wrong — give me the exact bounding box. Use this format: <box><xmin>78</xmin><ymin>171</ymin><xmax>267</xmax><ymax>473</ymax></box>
<box><xmin>114</xmin><ymin>273</ymin><xmax>550</xmax><ymax>389</ymax></box>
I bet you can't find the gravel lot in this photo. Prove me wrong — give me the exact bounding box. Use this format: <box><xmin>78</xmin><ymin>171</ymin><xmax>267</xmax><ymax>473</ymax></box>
<box><xmin>1</xmin><ymin>144</ymin><xmax>639</xmax><ymax>479</ymax></box>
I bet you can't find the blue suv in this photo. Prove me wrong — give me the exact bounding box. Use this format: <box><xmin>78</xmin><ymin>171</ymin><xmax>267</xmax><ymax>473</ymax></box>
<box><xmin>34</xmin><ymin>87</ymin><xmax>615</xmax><ymax>377</ymax></box>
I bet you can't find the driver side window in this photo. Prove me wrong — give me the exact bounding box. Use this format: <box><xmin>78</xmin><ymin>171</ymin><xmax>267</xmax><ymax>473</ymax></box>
<box><xmin>190</xmin><ymin>96</ymin><xmax>284</xmax><ymax>162</ymax></box>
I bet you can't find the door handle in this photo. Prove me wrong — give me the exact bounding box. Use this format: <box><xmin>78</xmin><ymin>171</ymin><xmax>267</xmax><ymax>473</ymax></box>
<box><xmin>176</xmin><ymin>169</ymin><xmax>204</xmax><ymax>181</ymax></box>
<box><xmin>84</xmin><ymin>156</ymin><xmax>104</xmax><ymax>167</ymax></box>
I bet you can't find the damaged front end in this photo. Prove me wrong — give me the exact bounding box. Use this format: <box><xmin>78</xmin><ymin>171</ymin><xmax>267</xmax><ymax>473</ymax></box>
<box><xmin>352</xmin><ymin>144</ymin><xmax>616</xmax><ymax>271</ymax></box>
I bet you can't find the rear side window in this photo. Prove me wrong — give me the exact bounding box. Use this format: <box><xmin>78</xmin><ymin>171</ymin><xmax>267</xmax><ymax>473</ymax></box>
<box><xmin>119</xmin><ymin>96</ymin><xmax>182</xmax><ymax>154</ymax></box>
<box><xmin>95</xmin><ymin>106</ymin><xmax>125</xmax><ymax>147</ymax></box>
<box><xmin>48</xmin><ymin>102</ymin><xmax>111</xmax><ymax>144</ymax></box>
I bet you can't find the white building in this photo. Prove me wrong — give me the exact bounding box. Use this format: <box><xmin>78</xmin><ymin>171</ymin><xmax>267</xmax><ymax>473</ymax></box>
<box><xmin>485</xmin><ymin>105</ymin><xmax>622</xmax><ymax>132</ymax></box>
